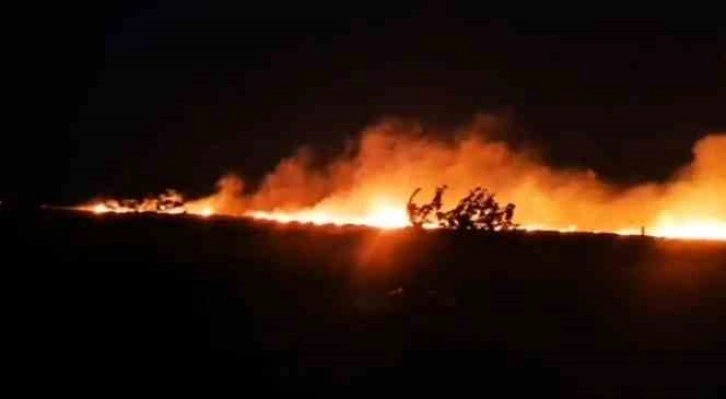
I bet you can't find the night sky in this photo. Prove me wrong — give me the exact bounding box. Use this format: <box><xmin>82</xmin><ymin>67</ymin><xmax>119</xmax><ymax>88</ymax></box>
<box><xmin>6</xmin><ymin>1</ymin><xmax>725</xmax><ymax>206</ymax></box>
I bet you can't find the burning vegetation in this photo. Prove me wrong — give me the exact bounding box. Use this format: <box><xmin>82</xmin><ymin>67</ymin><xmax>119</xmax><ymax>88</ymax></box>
<box><xmin>73</xmin><ymin>116</ymin><xmax>726</xmax><ymax>240</ymax></box>
<box><xmin>80</xmin><ymin>189</ymin><xmax>213</xmax><ymax>218</ymax></box>
<box><xmin>86</xmin><ymin>189</ymin><xmax>186</xmax><ymax>215</ymax></box>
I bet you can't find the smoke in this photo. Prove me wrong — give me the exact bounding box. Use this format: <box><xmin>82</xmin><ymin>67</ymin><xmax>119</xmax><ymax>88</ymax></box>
<box><xmin>186</xmin><ymin>174</ymin><xmax>246</xmax><ymax>214</ymax></box>
<box><xmin>186</xmin><ymin>115</ymin><xmax>725</xmax><ymax>233</ymax></box>
<box><xmin>648</xmin><ymin>134</ymin><xmax>726</xmax><ymax>226</ymax></box>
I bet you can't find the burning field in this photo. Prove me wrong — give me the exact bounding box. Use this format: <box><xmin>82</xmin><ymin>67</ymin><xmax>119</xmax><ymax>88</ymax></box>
<box><xmin>74</xmin><ymin>117</ymin><xmax>726</xmax><ymax>240</ymax></box>
<box><xmin>10</xmin><ymin>117</ymin><xmax>726</xmax><ymax>397</ymax></box>
<box><xmin>16</xmin><ymin>3</ymin><xmax>726</xmax><ymax>395</ymax></box>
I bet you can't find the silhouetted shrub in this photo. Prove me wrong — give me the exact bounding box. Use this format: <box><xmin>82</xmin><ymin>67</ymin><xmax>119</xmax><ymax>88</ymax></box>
<box><xmin>407</xmin><ymin>186</ymin><xmax>517</xmax><ymax>231</ymax></box>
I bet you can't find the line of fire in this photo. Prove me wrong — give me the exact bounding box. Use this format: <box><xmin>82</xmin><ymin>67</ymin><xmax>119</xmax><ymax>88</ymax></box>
<box><xmin>70</xmin><ymin>183</ymin><xmax>724</xmax><ymax>241</ymax></box>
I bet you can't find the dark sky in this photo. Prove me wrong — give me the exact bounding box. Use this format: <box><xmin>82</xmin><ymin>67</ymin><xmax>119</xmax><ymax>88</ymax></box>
<box><xmin>6</xmin><ymin>1</ymin><xmax>726</xmax><ymax>205</ymax></box>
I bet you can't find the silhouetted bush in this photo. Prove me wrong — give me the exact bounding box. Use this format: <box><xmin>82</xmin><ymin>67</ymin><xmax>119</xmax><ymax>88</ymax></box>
<box><xmin>407</xmin><ymin>186</ymin><xmax>517</xmax><ymax>231</ymax></box>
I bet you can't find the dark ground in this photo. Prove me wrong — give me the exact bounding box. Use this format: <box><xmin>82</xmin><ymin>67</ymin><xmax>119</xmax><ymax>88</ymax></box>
<box><xmin>6</xmin><ymin>209</ymin><xmax>726</xmax><ymax>397</ymax></box>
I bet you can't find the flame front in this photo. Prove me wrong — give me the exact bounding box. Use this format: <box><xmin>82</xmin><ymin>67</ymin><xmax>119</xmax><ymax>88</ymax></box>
<box><xmin>248</xmin><ymin>201</ymin><xmax>410</xmax><ymax>229</ymax></box>
<box><xmin>651</xmin><ymin>218</ymin><xmax>726</xmax><ymax>241</ymax></box>
<box><xmin>241</xmin><ymin>209</ymin><xmax>726</xmax><ymax>240</ymax></box>
<box><xmin>74</xmin><ymin>117</ymin><xmax>726</xmax><ymax>241</ymax></box>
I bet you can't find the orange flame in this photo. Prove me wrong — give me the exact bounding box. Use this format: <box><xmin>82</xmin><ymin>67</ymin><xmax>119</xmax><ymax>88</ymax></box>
<box><xmin>92</xmin><ymin>203</ymin><xmax>110</xmax><ymax>214</ymax></box>
<box><xmin>76</xmin><ymin>116</ymin><xmax>726</xmax><ymax>240</ymax></box>
<box><xmin>651</xmin><ymin>218</ymin><xmax>726</xmax><ymax>241</ymax></box>
<box><xmin>247</xmin><ymin>200</ymin><xmax>410</xmax><ymax>230</ymax></box>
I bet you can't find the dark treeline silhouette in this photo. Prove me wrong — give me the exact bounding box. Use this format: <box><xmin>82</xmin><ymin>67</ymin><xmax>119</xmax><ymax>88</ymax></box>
<box><xmin>407</xmin><ymin>186</ymin><xmax>517</xmax><ymax>231</ymax></box>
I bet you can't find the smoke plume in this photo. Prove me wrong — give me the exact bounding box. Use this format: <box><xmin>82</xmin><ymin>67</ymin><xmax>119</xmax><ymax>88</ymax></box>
<box><xmin>187</xmin><ymin>115</ymin><xmax>725</xmax><ymax>235</ymax></box>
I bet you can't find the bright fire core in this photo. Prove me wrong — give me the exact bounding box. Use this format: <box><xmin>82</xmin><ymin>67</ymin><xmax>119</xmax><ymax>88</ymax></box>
<box><xmin>248</xmin><ymin>204</ymin><xmax>411</xmax><ymax>230</ymax></box>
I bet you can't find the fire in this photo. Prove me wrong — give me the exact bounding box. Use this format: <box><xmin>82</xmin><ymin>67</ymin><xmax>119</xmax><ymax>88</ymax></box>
<box><xmin>92</xmin><ymin>203</ymin><xmax>110</xmax><ymax>214</ymax></box>
<box><xmin>87</xmin><ymin>201</ymin><xmax>137</xmax><ymax>214</ymax></box>
<box><xmin>247</xmin><ymin>201</ymin><xmax>410</xmax><ymax>229</ymax></box>
<box><xmin>651</xmin><ymin>218</ymin><xmax>726</xmax><ymax>241</ymax></box>
<box><xmin>79</xmin><ymin>189</ymin><xmax>205</xmax><ymax>217</ymax></box>
<box><xmin>365</xmin><ymin>205</ymin><xmax>410</xmax><ymax>229</ymax></box>
<box><xmin>72</xmin><ymin>117</ymin><xmax>726</xmax><ymax>241</ymax></box>
<box><xmin>78</xmin><ymin>197</ymin><xmax>726</xmax><ymax>240</ymax></box>
<box><xmin>83</xmin><ymin>199</ymin><xmax>214</xmax><ymax>218</ymax></box>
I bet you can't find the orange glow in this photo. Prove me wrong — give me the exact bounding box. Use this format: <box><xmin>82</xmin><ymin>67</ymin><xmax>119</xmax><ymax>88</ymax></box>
<box><xmin>247</xmin><ymin>201</ymin><xmax>410</xmax><ymax>230</ymax></box>
<box><xmin>92</xmin><ymin>203</ymin><xmax>110</xmax><ymax>214</ymax></box>
<box><xmin>73</xmin><ymin>117</ymin><xmax>726</xmax><ymax>241</ymax></box>
<box><xmin>651</xmin><ymin>218</ymin><xmax>726</xmax><ymax>241</ymax></box>
<box><xmin>86</xmin><ymin>201</ymin><xmax>136</xmax><ymax>214</ymax></box>
<box><xmin>78</xmin><ymin>197</ymin><xmax>726</xmax><ymax>240</ymax></box>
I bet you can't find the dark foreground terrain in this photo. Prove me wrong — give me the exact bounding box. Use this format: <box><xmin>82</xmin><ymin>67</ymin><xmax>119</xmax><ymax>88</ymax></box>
<box><xmin>6</xmin><ymin>209</ymin><xmax>726</xmax><ymax>397</ymax></box>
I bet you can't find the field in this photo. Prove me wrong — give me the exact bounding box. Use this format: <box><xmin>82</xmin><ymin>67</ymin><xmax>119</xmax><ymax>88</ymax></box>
<box><xmin>6</xmin><ymin>209</ymin><xmax>726</xmax><ymax>397</ymax></box>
